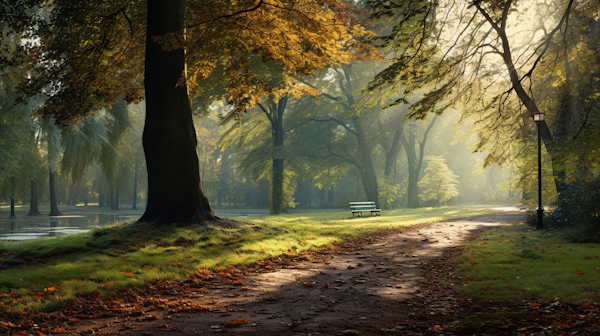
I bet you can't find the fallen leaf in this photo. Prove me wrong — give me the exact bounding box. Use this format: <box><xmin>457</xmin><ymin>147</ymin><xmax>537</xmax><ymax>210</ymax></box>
<box><xmin>227</xmin><ymin>319</ymin><xmax>249</xmax><ymax>325</ymax></box>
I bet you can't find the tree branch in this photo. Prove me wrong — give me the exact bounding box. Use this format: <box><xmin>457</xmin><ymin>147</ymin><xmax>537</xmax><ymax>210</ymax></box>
<box><xmin>186</xmin><ymin>0</ymin><xmax>264</xmax><ymax>29</ymax></box>
<box><xmin>257</xmin><ymin>103</ymin><xmax>273</xmax><ymax>125</ymax></box>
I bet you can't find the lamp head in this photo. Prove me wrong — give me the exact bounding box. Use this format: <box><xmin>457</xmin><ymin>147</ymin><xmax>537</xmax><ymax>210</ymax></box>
<box><xmin>534</xmin><ymin>113</ymin><xmax>545</xmax><ymax>122</ymax></box>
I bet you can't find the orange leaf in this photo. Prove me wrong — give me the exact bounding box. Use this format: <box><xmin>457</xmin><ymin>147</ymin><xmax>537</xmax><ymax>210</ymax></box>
<box><xmin>53</xmin><ymin>328</ymin><xmax>66</xmax><ymax>334</ymax></box>
<box><xmin>575</xmin><ymin>270</ymin><xmax>584</xmax><ymax>276</ymax></box>
<box><xmin>550</xmin><ymin>272</ymin><xmax>555</xmax><ymax>276</ymax></box>
<box><xmin>227</xmin><ymin>319</ymin><xmax>249</xmax><ymax>325</ymax></box>
<box><xmin>37</xmin><ymin>331</ymin><xmax>48</xmax><ymax>336</ymax></box>
<box><xmin>233</xmin><ymin>279</ymin><xmax>243</xmax><ymax>285</ymax></box>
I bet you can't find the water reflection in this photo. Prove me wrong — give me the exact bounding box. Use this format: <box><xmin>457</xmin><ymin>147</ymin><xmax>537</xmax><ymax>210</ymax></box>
<box><xmin>0</xmin><ymin>214</ymin><xmax>140</xmax><ymax>241</ymax></box>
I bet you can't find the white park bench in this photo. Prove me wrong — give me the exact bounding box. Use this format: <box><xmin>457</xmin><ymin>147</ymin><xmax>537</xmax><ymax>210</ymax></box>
<box><xmin>349</xmin><ymin>201</ymin><xmax>381</xmax><ymax>217</ymax></box>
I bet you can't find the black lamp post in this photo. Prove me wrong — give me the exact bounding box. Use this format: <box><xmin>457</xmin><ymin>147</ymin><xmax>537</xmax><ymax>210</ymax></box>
<box><xmin>534</xmin><ymin>113</ymin><xmax>544</xmax><ymax>229</ymax></box>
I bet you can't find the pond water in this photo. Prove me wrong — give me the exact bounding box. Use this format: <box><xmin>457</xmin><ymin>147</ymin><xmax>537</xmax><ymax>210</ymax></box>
<box><xmin>0</xmin><ymin>208</ymin><xmax>347</xmax><ymax>241</ymax></box>
<box><xmin>0</xmin><ymin>214</ymin><xmax>140</xmax><ymax>241</ymax></box>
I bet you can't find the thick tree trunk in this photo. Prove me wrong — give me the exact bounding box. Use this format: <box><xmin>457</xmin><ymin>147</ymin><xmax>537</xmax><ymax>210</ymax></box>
<box><xmin>327</xmin><ymin>185</ymin><xmax>334</xmax><ymax>207</ymax></box>
<box><xmin>140</xmin><ymin>0</ymin><xmax>216</xmax><ymax>224</ymax></box>
<box><xmin>8</xmin><ymin>198</ymin><xmax>16</xmax><ymax>219</ymax></box>
<box><xmin>132</xmin><ymin>162</ymin><xmax>139</xmax><ymax>210</ymax></box>
<box><xmin>28</xmin><ymin>181</ymin><xmax>42</xmax><ymax>216</ymax></box>
<box><xmin>268</xmin><ymin>96</ymin><xmax>288</xmax><ymax>214</ymax></box>
<box><xmin>49</xmin><ymin>170</ymin><xmax>63</xmax><ymax>216</ymax></box>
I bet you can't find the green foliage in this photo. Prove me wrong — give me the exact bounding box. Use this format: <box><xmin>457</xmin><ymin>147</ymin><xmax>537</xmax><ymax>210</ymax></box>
<box><xmin>457</xmin><ymin>224</ymin><xmax>600</xmax><ymax>304</ymax></box>
<box><xmin>418</xmin><ymin>156</ymin><xmax>459</xmax><ymax>206</ymax></box>
<box><xmin>379</xmin><ymin>175</ymin><xmax>401</xmax><ymax>210</ymax></box>
<box><xmin>0</xmin><ymin>58</ymin><xmax>43</xmax><ymax>200</ymax></box>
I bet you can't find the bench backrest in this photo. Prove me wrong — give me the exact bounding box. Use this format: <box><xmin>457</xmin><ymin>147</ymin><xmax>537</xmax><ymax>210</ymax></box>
<box><xmin>349</xmin><ymin>201</ymin><xmax>377</xmax><ymax>210</ymax></box>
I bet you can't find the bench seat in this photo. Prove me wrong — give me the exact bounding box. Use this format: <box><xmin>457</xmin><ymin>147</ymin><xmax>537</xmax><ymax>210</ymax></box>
<box><xmin>349</xmin><ymin>202</ymin><xmax>380</xmax><ymax>217</ymax></box>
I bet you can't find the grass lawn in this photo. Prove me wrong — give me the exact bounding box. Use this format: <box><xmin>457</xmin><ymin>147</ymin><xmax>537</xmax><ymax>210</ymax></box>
<box><xmin>0</xmin><ymin>206</ymin><xmax>492</xmax><ymax>315</ymax></box>
<box><xmin>456</xmin><ymin>223</ymin><xmax>600</xmax><ymax>303</ymax></box>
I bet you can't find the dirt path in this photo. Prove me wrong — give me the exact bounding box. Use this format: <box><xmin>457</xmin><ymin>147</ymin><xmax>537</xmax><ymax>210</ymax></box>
<box><xmin>47</xmin><ymin>205</ymin><xmax>528</xmax><ymax>336</ymax></box>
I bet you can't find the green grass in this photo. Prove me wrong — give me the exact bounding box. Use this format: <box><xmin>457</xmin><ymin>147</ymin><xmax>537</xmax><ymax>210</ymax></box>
<box><xmin>0</xmin><ymin>206</ymin><xmax>492</xmax><ymax>315</ymax></box>
<box><xmin>456</xmin><ymin>223</ymin><xmax>600</xmax><ymax>303</ymax></box>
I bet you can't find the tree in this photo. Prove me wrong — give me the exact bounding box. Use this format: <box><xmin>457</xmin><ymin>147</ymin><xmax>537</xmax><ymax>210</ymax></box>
<box><xmin>368</xmin><ymin>0</ymin><xmax>600</xmax><ymax>203</ymax></box>
<box><xmin>292</xmin><ymin>61</ymin><xmax>384</xmax><ymax>205</ymax></box>
<box><xmin>17</xmin><ymin>0</ymin><xmax>368</xmax><ymax>224</ymax></box>
<box><xmin>399</xmin><ymin>115</ymin><xmax>438</xmax><ymax>208</ymax></box>
<box><xmin>418</xmin><ymin>156</ymin><xmax>459</xmax><ymax>207</ymax></box>
<box><xmin>0</xmin><ymin>22</ymin><xmax>44</xmax><ymax>217</ymax></box>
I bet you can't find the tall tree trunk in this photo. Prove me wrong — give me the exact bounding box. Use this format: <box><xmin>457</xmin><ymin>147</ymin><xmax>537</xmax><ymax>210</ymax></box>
<box><xmin>246</xmin><ymin>191</ymin><xmax>252</xmax><ymax>207</ymax></box>
<box><xmin>307</xmin><ymin>179</ymin><xmax>312</xmax><ymax>207</ymax></box>
<box><xmin>28</xmin><ymin>181</ymin><xmax>42</xmax><ymax>216</ymax></box>
<box><xmin>67</xmin><ymin>185</ymin><xmax>76</xmax><ymax>205</ymax></box>
<box><xmin>8</xmin><ymin>198</ymin><xmax>16</xmax><ymax>219</ymax></box>
<box><xmin>318</xmin><ymin>187</ymin><xmax>325</xmax><ymax>205</ymax></box>
<box><xmin>353</xmin><ymin>116</ymin><xmax>379</xmax><ymax>205</ymax></box>
<box><xmin>83</xmin><ymin>184</ymin><xmax>88</xmax><ymax>206</ymax></box>
<box><xmin>132</xmin><ymin>162</ymin><xmax>139</xmax><ymax>210</ymax></box>
<box><xmin>384</xmin><ymin>130</ymin><xmax>403</xmax><ymax>178</ymax></box>
<box><xmin>263</xmin><ymin>96</ymin><xmax>288</xmax><ymax>214</ymax></box>
<box><xmin>475</xmin><ymin>2</ymin><xmax>570</xmax><ymax>196</ymax></box>
<box><xmin>140</xmin><ymin>0</ymin><xmax>216</xmax><ymax>224</ymax></box>
<box><xmin>115</xmin><ymin>185</ymin><xmax>120</xmax><ymax>210</ymax></box>
<box><xmin>405</xmin><ymin>130</ymin><xmax>420</xmax><ymax>208</ymax></box>
<box><xmin>98</xmin><ymin>177</ymin><xmax>106</xmax><ymax>208</ymax></box>
<box><xmin>327</xmin><ymin>185</ymin><xmax>334</xmax><ymax>207</ymax></box>
<box><xmin>109</xmin><ymin>184</ymin><xmax>115</xmax><ymax>210</ymax></box>
<box><xmin>49</xmin><ymin>170</ymin><xmax>63</xmax><ymax>216</ymax></box>
<box><xmin>400</xmin><ymin>116</ymin><xmax>438</xmax><ymax>208</ymax></box>
<box><xmin>331</xmin><ymin>65</ymin><xmax>379</xmax><ymax>206</ymax></box>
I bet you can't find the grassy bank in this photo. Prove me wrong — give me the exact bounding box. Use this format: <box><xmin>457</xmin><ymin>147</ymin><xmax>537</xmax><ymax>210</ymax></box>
<box><xmin>456</xmin><ymin>223</ymin><xmax>600</xmax><ymax>303</ymax></box>
<box><xmin>0</xmin><ymin>206</ymin><xmax>492</xmax><ymax>315</ymax></box>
